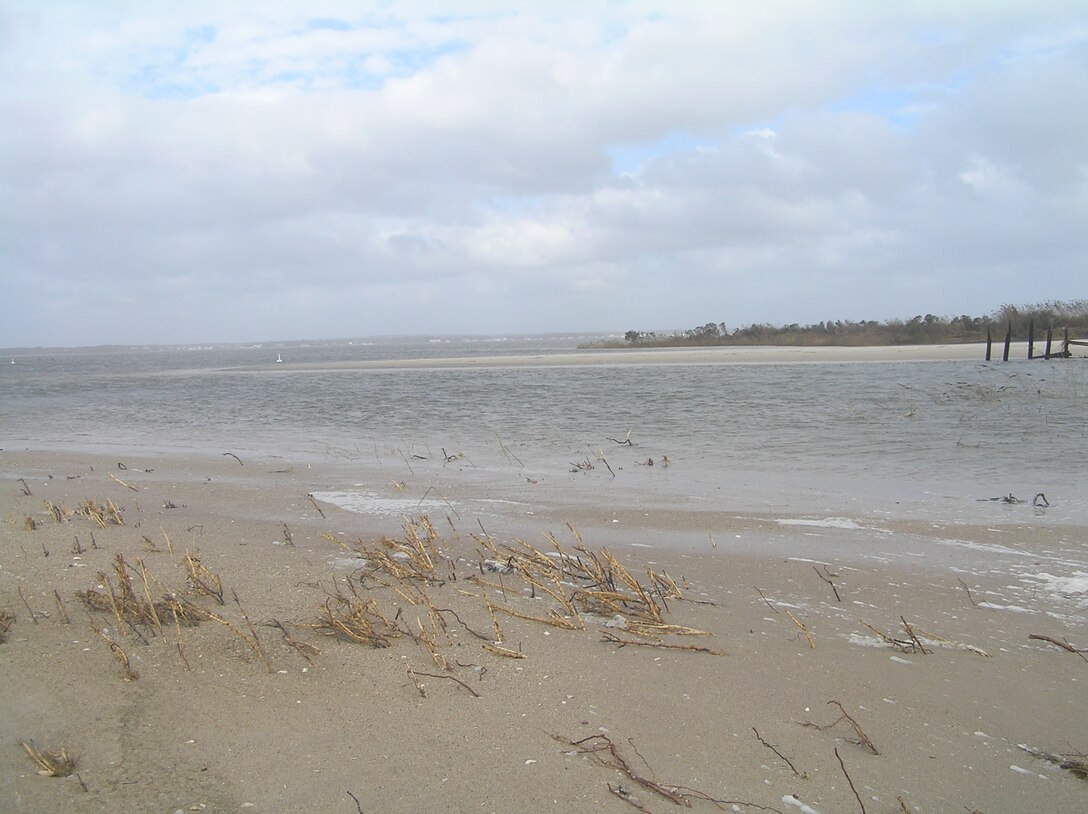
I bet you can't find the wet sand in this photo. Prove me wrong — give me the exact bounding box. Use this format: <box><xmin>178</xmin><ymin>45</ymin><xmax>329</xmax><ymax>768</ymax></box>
<box><xmin>1</xmin><ymin>448</ymin><xmax>1085</xmax><ymax>813</ymax></box>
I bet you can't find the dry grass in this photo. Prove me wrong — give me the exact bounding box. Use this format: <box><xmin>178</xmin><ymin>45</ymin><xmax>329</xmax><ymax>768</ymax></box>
<box><xmin>312</xmin><ymin>516</ymin><xmax>719</xmax><ymax>678</ymax></box>
<box><xmin>77</xmin><ymin>554</ymin><xmax>194</xmax><ymax>635</ymax></box>
<box><xmin>312</xmin><ymin>580</ymin><xmax>399</xmax><ymax>648</ymax></box>
<box><xmin>75</xmin><ymin>498</ymin><xmax>124</xmax><ymax>528</ymax></box>
<box><xmin>0</xmin><ymin>609</ymin><xmax>15</xmax><ymax>643</ymax></box>
<box><xmin>19</xmin><ymin>740</ymin><xmax>76</xmax><ymax>777</ymax></box>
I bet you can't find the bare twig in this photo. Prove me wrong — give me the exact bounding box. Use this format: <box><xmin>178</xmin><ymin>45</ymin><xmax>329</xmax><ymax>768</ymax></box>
<box><xmin>753</xmin><ymin>728</ymin><xmax>801</xmax><ymax>776</ymax></box>
<box><xmin>107</xmin><ymin>472</ymin><xmax>138</xmax><ymax>492</ymax></box>
<box><xmin>433</xmin><ymin>607</ymin><xmax>491</xmax><ymax>641</ymax></box>
<box><xmin>1028</xmin><ymin>633</ymin><xmax>1088</xmax><ymax>662</ymax></box>
<box><xmin>900</xmin><ymin>617</ymin><xmax>931</xmax><ymax>655</ymax></box>
<box><xmin>798</xmin><ymin>701</ymin><xmax>878</xmax><ymax>755</ymax></box>
<box><xmin>53</xmin><ymin>590</ymin><xmax>70</xmax><ymax>625</ymax></box>
<box><xmin>18</xmin><ymin>587</ymin><xmax>39</xmax><ymax>625</ymax></box>
<box><xmin>407</xmin><ymin>667</ymin><xmax>481</xmax><ymax>698</ymax></box>
<box><xmin>595</xmin><ymin>450</ymin><xmax>616</xmax><ymax>478</ymax></box>
<box><xmin>482</xmin><ymin>642</ymin><xmax>525</xmax><ymax>659</ymax></box>
<box><xmin>814</xmin><ymin>566</ymin><xmax>841</xmax><ymax>602</ymax></box>
<box><xmin>785</xmin><ymin>610</ymin><xmax>814</xmax><ymax>648</ymax></box>
<box><xmin>346</xmin><ymin>789</ymin><xmax>365</xmax><ymax>813</ymax></box>
<box><xmin>602</xmin><ymin>631</ymin><xmax>724</xmax><ymax>655</ymax></box>
<box><xmin>223</xmin><ymin>451</ymin><xmax>243</xmax><ymax>465</ymax></box>
<box><xmin>267</xmin><ymin>619</ymin><xmax>320</xmax><ymax>665</ymax></box>
<box><xmin>553</xmin><ymin>733</ymin><xmax>777</xmax><ymax>812</ymax></box>
<box><xmin>306</xmin><ymin>493</ymin><xmax>326</xmax><ymax>519</ymax></box>
<box><xmin>755</xmin><ymin>586</ymin><xmax>779</xmax><ymax>613</ymax></box>
<box><xmin>607</xmin><ymin>783</ymin><xmax>653</xmax><ymax>812</ymax></box>
<box><xmin>835</xmin><ymin>747</ymin><xmax>867</xmax><ymax>814</ymax></box>
<box><xmin>957</xmin><ymin>578</ymin><xmax>979</xmax><ymax>607</ymax></box>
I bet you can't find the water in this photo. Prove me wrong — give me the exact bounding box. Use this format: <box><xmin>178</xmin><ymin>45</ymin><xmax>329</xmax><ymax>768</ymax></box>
<box><xmin>3</xmin><ymin>337</ymin><xmax>1087</xmax><ymax>529</ymax></box>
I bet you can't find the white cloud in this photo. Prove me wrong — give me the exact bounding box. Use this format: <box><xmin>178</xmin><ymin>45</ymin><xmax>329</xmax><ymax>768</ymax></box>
<box><xmin>1</xmin><ymin>0</ymin><xmax>1086</xmax><ymax>345</ymax></box>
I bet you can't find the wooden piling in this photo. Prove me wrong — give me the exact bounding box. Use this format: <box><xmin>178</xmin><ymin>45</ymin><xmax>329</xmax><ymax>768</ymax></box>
<box><xmin>1045</xmin><ymin>327</ymin><xmax>1053</xmax><ymax>359</ymax></box>
<box><xmin>1027</xmin><ymin>319</ymin><xmax>1034</xmax><ymax>359</ymax></box>
<box><xmin>1002</xmin><ymin>323</ymin><xmax>1011</xmax><ymax>362</ymax></box>
<box><xmin>985</xmin><ymin>328</ymin><xmax>992</xmax><ymax>361</ymax></box>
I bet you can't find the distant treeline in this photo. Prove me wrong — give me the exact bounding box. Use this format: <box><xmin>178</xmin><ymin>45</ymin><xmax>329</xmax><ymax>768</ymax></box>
<box><xmin>605</xmin><ymin>300</ymin><xmax>1088</xmax><ymax>348</ymax></box>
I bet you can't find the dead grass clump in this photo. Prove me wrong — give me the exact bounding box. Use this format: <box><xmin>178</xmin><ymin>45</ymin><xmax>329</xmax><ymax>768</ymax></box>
<box><xmin>355</xmin><ymin>519</ymin><xmax>448</xmax><ymax>585</ymax></box>
<box><xmin>0</xmin><ymin>609</ymin><xmax>15</xmax><ymax>643</ymax></box>
<box><xmin>77</xmin><ymin>555</ymin><xmax>198</xmax><ymax>637</ymax></box>
<box><xmin>469</xmin><ymin>531</ymin><xmax>698</xmax><ymax>639</ymax></box>
<box><xmin>75</xmin><ymin>498</ymin><xmax>124</xmax><ymax>528</ymax></box>
<box><xmin>44</xmin><ymin>500</ymin><xmax>71</xmax><ymax>523</ymax></box>
<box><xmin>20</xmin><ymin>740</ymin><xmax>76</xmax><ymax>777</ymax></box>
<box><xmin>312</xmin><ymin>582</ymin><xmax>399</xmax><ymax>648</ymax></box>
<box><xmin>24</xmin><ymin>516</ymin><xmax>39</xmax><ymax>531</ymax></box>
<box><xmin>183</xmin><ymin>550</ymin><xmax>224</xmax><ymax>604</ymax></box>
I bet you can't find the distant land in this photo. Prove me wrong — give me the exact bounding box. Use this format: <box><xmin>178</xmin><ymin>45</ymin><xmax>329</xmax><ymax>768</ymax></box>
<box><xmin>590</xmin><ymin>300</ymin><xmax>1088</xmax><ymax>349</ymax></box>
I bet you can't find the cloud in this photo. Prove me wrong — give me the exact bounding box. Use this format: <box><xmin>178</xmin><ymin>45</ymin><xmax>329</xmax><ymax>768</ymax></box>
<box><xmin>1</xmin><ymin>1</ymin><xmax>1086</xmax><ymax>345</ymax></box>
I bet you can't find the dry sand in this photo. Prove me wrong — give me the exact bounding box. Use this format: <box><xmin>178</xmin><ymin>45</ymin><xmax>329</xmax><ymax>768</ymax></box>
<box><xmin>1</xmin><ymin>448</ymin><xmax>1086</xmax><ymax>814</ymax></box>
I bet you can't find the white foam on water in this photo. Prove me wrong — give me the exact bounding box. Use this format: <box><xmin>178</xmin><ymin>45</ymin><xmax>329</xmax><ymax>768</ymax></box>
<box><xmin>977</xmin><ymin>602</ymin><xmax>1034</xmax><ymax>613</ymax></box>
<box><xmin>775</xmin><ymin>518</ymin><xmax>864</xmax><ymax>530</ymax></box>
<box><xmin>1021</xmin><ymin>571</ymin><xmax>1088</xmax><ymax>598</ymax></box>
<box><xmin>1010</xmin><ymin>765</ymin><xmax>1048</xmax><ymax>779</ymax></box>
<box><xmin>782</xmin><ymin>795</ymin><xmax>820</xmax><ymax>814</ymax></box>
<box><xmin>847</xmin><ymin>634</ymin><xmax>887</xmax><ymax>649</ymax></box>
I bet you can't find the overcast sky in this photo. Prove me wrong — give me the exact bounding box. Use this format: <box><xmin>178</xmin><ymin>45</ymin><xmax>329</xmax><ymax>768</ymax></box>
<box><xmin>2</xmin><ymin>1</ymin><xmax>1086</xmax><ymax>347</ymax></box>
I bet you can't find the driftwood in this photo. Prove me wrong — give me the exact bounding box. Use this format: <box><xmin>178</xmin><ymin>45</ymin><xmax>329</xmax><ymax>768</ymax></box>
<box><xmin>602</xmin><ymin>630</ymin><xmax>724</xmax><ymax>655</ymax></box>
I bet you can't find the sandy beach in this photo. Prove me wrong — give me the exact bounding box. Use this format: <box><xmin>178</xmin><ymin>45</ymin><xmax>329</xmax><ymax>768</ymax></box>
<box><xmin>1</xmin><ymin>446</ymin><xmax>1085</xmax><ymax>814</ymax></box>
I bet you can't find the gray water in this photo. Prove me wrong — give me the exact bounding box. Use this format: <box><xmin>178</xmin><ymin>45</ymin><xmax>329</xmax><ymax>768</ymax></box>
<box><xmin>3</xmin><ymin>337</ymin><xmax>1087</xmax><ymax>526</ymax></box>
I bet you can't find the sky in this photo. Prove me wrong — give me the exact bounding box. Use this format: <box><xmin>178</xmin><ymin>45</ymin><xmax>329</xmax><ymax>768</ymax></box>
<box><xmin>1</xmin><ymin>1</ymin><xmax>1086</xmax><ymax>347</ymax></box>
